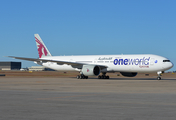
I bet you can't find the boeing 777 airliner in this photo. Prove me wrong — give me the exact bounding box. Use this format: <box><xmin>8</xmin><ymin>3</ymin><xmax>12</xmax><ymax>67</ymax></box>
<box><xmin>8</xmin><ymin>34</ymin><xmax>173</xmax><ymax>80</ymax></box>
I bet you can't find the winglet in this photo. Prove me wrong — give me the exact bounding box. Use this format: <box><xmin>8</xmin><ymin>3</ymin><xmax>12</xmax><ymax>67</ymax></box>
<box><xmin>34</xmin><ymin>34</ymin><xmax>52</xmax><ymax>58</ymax></box>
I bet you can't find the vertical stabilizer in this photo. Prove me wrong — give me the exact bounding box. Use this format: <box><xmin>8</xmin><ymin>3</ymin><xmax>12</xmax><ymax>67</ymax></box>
<box><xmin>34</xmin><ymin>34</ymin><xmax>52</xmax><ymax>58</ymax></box>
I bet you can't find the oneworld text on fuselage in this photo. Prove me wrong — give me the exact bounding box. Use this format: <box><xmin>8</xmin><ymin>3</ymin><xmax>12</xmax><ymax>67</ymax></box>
<box><xmin>114</xmin><ymin>57</ymin><xmax>150</xmax><ymax>65</ymax></box>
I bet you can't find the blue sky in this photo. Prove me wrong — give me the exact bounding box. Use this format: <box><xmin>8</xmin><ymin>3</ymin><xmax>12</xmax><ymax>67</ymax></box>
<box><xmin>0</xmin><ymin>0</ymin><xmax>176</xmax><ymax>71</ymax></box>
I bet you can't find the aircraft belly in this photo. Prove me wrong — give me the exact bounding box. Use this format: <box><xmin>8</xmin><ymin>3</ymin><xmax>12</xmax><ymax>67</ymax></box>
<box><xmin>43</xmin><ymin>64</ymin><xmax>77</xmax><ymax>71</ymax></box>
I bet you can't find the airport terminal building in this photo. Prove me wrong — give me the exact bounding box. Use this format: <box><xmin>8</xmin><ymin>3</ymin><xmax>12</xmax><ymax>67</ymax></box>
<box><xmin>0</xmin><ymin>62</ymin><xmax>21</xmax><ymax>70</ymax></box>
<box><xmin>0</xmin><ymin>62</ymin><xmax>54</xmax><ymax>71</ymax></box>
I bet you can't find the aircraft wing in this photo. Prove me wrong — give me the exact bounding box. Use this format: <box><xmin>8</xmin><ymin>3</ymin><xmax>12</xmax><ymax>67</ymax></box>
<box><xmin>7</xmin><ymin>56</ymin><xmax>108</xmax><ymax>69</ymax></box>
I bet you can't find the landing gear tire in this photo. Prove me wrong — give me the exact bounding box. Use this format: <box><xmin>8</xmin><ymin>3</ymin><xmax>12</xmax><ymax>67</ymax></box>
<box><xmin>98</xmin><ymin>75</ymin><xmax>110</xmax><ymax>79</ymax></box>
<box><xmin>77</xmin><ymin>75</ymin><xmax>80</xmax><ymax>79</ymax></box>
<box><xmin>77</xmin><ymin>75</ymin><xmax>88</xmax><ymax>79</ymax></box>
<box><xmin>98</xmin><ymin>76</ymin><xmax>102</xmax><ymax>79</ymax></box>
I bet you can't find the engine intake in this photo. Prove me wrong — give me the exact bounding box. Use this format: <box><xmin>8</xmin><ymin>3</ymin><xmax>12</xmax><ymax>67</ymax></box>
<box><xmin>82</xmin><ymin>65</ymin><xmax>100</xmax><ymax>76</ymax></box>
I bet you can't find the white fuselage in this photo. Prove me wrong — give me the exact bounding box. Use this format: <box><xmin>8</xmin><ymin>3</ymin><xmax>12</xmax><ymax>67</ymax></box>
<box><xmin>39</xmin><ymin>54</ymin><xmax>173</xmax><ymax>73</ymax></box>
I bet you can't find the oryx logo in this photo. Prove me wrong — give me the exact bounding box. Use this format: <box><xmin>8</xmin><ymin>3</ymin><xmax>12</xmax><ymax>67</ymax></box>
<box><xmin>87</xmin><ymin>68</ymin><xmax>89</xmax><ymax>72</ymax></box>
<box><xmin>35</xmin><ymin>37</ymin><xmax>48</xmax><ymax>58</ymax></box>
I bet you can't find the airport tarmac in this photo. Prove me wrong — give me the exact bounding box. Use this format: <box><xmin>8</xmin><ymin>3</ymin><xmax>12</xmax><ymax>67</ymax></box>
<box><xmin>0</xmin><ymin>77</ymin><xmax>176</xmax><ymax>120</ymax></box>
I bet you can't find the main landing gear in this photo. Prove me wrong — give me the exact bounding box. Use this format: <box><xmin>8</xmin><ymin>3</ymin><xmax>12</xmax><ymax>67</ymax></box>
<box><xmin>77</xmin><ymin>74</ymin><xmax>88</xmax><ymax>79</ymax></box>
<box><xmin>98</xmin><ymin>73</ymin><xmax>109</xmax><ymax>79</ymax></box>
<box><xmin>76</xmin><ymin>73</ymin><xmax>110</xmax><ymax>79</ymax></box>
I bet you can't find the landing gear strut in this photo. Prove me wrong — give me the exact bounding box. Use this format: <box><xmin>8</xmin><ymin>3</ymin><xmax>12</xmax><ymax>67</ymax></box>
<box><xmin>98</xmin><ymin>73</ymin><xmax>109</xmax><ymax>79</ymax></box>
<box><xmin>77</xmin><ymin>74</ymin><xmax>88</xmax><ymax>79</ymax></box>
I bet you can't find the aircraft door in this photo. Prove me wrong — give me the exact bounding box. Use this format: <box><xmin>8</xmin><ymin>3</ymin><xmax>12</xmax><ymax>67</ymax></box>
<box><xmin>150</xmin><ymin>58</ymin><xmax>155</xmax><ymax>66</ymax></box>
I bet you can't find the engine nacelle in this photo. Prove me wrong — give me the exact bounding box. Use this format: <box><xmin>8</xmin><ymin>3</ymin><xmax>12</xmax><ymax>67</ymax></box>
<box><xmin>82</xmin><ymin>65</ymin><xmax>100</xmax><ymax>76</ymax></box>
<box><xmin>120</xmin><ymin>72</ymin><xmax>137</xmax><ymax>77</ymax></box>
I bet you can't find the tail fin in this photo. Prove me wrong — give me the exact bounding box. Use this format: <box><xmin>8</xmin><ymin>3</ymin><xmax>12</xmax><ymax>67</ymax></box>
<box><xmin>34</xmin><ymin>34</ymin><xmax>52</xmax><ymax>58</ymax></box>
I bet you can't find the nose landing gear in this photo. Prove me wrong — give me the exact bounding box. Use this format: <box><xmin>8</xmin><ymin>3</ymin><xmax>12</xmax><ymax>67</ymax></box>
<box><xmin>157</xmin><ymin>71</ymin><xmax>163</xmax><ymax>80</ymax></box>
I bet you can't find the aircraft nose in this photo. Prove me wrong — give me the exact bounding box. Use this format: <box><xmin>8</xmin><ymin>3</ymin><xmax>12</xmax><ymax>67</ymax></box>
<box><xmin>171</xmin><ymin>62</ymin><xmax>174</xmax><ymax>68</ymax></box>
<box><xmin>169</xmin><ymin>62</ymin><xmax>174</xmax><ymax>69</ymax></box>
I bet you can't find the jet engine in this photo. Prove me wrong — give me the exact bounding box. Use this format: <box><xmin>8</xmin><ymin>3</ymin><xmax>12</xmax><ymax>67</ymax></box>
<box><xmin>82</xmin><ymin>65</ymin><xmax>101</xmax><ymax>76</ymax></box>
<box><xmin>120</xmin><ymin>72</ymin><xmax>137</xmax><ymax>77</ymax></box>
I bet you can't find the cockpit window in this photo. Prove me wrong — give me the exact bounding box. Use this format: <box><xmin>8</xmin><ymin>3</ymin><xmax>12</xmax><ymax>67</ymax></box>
<box><xmin>163</xmin><ymin>60</ymin><xmax>170</xmax><ymax>62</ymax></box>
